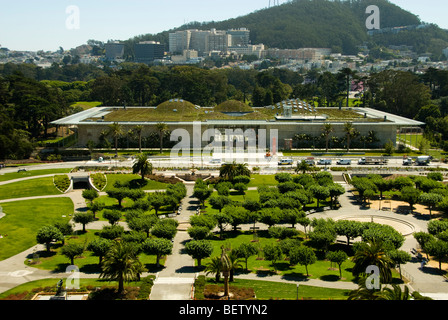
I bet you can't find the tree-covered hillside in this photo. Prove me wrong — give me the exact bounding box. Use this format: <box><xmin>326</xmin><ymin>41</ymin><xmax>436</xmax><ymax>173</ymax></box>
<box><xmin>121</xmin><ymin>0</ymin><xmax>448</xmax><ymax>56</ymax></box>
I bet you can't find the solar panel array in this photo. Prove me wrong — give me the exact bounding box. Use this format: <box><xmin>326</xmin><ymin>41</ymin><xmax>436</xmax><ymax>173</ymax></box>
<box><xmin>266</xmin><ymin>99</ymin><xmax>317</xmax><ymax>113</ymax></box>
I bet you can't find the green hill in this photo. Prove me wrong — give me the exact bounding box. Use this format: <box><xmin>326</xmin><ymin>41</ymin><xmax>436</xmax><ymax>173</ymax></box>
<box><xmin>122</xmin><ymin>0</ymin><xmax>448</xmax><ymax>57</ymax></box>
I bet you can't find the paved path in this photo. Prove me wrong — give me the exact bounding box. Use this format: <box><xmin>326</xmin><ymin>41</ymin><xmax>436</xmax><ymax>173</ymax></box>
<box><xmin>150</xmin><ymin>183</ymin><xmax>198</xmax><ymax>300</ymax></box>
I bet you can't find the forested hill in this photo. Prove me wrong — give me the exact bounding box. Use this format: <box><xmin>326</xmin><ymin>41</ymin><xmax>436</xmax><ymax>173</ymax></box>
<box><xmin>125</xmin><ymin>0</ymin><xmax>448</xmax><ymax>56</ymax></box>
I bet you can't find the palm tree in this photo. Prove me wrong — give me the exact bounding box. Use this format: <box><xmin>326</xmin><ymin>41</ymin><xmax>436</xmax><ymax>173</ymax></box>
<box><xmin>132</xmin><ymin>153</ymin><xmax>153</xmax><ymax>180</ymax></box>
<box><xmin>219</xmin><ymin>162</ymin><xmax>237</xmax><ymax>181</ymax></box>
<box><xmin>348</xmin><ymin>276</ymin><xmax>383</xmax><ymax>300</ymax></box>
<box><xmin>156</xmin><ymin>122</ymin><xmax>168</xmax><ymax>154</ymax></box>
<box><xmin>379</xmin><ymin>285</ymin><xmax>411</xmax><ymax>300</ymax></box>
<box><xmin>204</xmin><ymin>256</ymin><xmax>222</xmax><ymax>282</ymax></box>
<box><xmin>343</xmin><ymin>122</ymin><xmax>358</xmax><ymax>153</ymax></box>
<box><xmin>133</xmin><ymin>125</ymin><xmax>144</xmax><ymax>153</ymax></box>
<box><xmin>322</xmin><ymin>123</ymin><xmax>334</xmax><ymax>152</ymax></box>
<box><xmin>220</xmin><ymin>246</ymin><xmax>232</xmax><ymax>298</ymax></box>
<box><xmin>107</xmin><ymin>122</ymin><xmax>124</xmax><ymax>157</ymax></box>
<box><xmin>295</xmin><ymin>160</ymin><xmax>310</xmax><ymax>174</ymax></box>
<box><xmin>100</xmin><ymin>240</ymin><xmax>145</xmax><ymax>295</ymax></box>
<box><xmin>235</xmin><ymin>163</ymin><xmax>251</xmax><ymax>178</ymax></box>
<box><xmin>228</xmin><ymin>250</ymin><xmax>243</xmax><ymax>282</ymax></box>
<box><xmin>352</xmin><ymin>240</ymin><xmax>394</xmax><ymax>284</ymax></box>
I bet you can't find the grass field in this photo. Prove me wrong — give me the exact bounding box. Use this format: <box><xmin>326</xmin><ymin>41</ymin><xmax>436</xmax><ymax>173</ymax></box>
<box><xmin>0</xmin><ymin>177</ymin><xmax>62</xmax><ymax>201</ymax></box>
<box><xmin>204</xmin><ymin>278</ymin><xmax>350</xmax><ymax>300</ymax></box>
<box><xmin>0</xmin><ymin>169</ymin><xmax>72</xmax><ymax>182</ymax></box>
<box><xmin>0</xmin><ymin>198</ymin><xmax>74</xmax><ymax>260</ymax></box>
<box><xmin>71</xmin><ymin>101</ymin><xmax>102</xmax><ymax>110</ymax></box>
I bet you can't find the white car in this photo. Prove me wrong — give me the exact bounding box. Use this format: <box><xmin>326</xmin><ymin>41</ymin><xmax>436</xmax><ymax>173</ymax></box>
<box><xmin>337</xmin><ymin>159</ymin><xmax>352</xmax><ymax>165</ymax></box>
<box><xmin>318</xmin><ymin>159</ymin><xmax>332</xmax><ymax>165</ymax></box>
<box><xmin>278</xmin><ymin>159</ymin><xmax>294</xmax><ymax>166</ymax></box>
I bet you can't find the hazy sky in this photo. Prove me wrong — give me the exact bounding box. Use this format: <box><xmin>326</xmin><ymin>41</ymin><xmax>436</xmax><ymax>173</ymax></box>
<box><xmin>0</xmin><ymin>0</ymin><xmax>447</xmax><ymax>51</ymax></box>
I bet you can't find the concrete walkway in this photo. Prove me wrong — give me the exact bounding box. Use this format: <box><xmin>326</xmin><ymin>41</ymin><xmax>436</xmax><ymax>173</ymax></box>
<box><xmin>150</xmin><ymin>183</ymin><xmax>198</xmax><ymax>300</ymax></box>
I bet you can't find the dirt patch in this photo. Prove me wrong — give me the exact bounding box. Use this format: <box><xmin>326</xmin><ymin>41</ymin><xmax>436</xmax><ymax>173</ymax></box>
<box><xmin>204</xmin><ymin>285</ymin><xmax>256</xmax><ymax>300</ymax></box>
<box><xmin>368</xmin><ymin>199</ymin><xmax>445</xmax><ymax>218</ymax></box>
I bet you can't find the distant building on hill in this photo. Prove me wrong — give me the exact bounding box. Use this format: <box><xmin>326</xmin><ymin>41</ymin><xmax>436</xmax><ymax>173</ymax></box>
<box><xmin>134</xmin><ymin>41</ymin><xmax>165</xmax><ymax>64</ymax></box>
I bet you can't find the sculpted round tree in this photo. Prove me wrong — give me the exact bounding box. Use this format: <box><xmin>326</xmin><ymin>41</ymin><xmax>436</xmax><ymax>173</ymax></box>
<box><xmin>61</xmin><ymin>243</ymin><xmax>84</xmax><ymax>266</ymax></box>
<box><xmin>185</xmin><ymin>240</ymin><xmax>214</xmax><ymax>268</ymax></box>
<box><xmin>36</xmin><ymin>225</ymin><xmax>64</xmax><ymax>253</ymax></box>
<box><xmin>143</xmin><ymin>238</ymin><xmax>173</xmax><ymax>268</ymax></box>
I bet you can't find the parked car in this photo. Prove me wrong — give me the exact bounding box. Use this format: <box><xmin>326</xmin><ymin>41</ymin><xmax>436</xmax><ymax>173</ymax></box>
<box><xmin>317</xmin><ymin>159</ymin><xmax>332</xmax><ymax>166</ymax></box>
<box><xmin>305</xmin><ymin>159</ymin><xmax>316</xmax><ymax>166</ymax></box>
<box><xmin>337</xmin><ymin>159</ymin><xmax>352</xmax><ymax>165</ymax></box>
<box><xmin>278</xmin><ymin>159</ymin><xmax>294</xmax><ymax>166</ymax></box>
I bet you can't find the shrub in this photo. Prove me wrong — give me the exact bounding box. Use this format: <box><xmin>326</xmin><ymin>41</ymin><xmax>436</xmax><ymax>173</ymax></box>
<box><xmin>54</xmin><ymin>175</ymin><xmax>71</xmax><ymax>193</ymax></box>
<box><xmin>91</xmin><ymin>173</ymin><xmax>107</xmax><ymax>191</ymax></box>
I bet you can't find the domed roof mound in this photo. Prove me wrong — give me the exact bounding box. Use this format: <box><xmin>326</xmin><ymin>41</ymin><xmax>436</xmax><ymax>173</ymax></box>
<box><xmin>215</xmin><ymin>100</ymin><xmax>253</xmax><ymax>113</ymax></box>
<box><xmin>157</xmin><ymin>99</ymin><xmax>197</xmax><ymax>113</ymax></box>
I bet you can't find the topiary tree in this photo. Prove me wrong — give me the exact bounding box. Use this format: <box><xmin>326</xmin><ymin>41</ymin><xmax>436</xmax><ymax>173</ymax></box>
<box><xmin>187</xmin><ymin>226</ymin><xmax>211</xmax><ymax>240</ymax></box>
<box><xmin>142</xmin><ymin>238</ymin><xmax>173</xmax><ymax>267</ymax></box>
<box><xmin>73</xmin><ymin>212</ymin><xmax>95</xmax><ymax>233</ymax></box>
<box><xmin>184</xmin><ymin>240</ymin><xmax>214</xmax><ymax>268</ymax></box>
<box><xmin>400</xmin><ymin>186</ymin><xmax>421</xmax><ymax>213</ymax></box>
<box><xmin>289</xmin><ymin>245</ymin><xmax>317</xmax><ymax>277</ymax></box>
<box><xmin>262</xmin><ymin>243</ymin><xmax>283</xmax><ymax>271</ymax></box>
<box><xmin>326</xmin><ymin>250</ymin><xmax>348</xmax><ymax>279</ymax></box>
<box><xmin>151</xmin><ymin>221</ymin><xmax>178</xmax><ymax>240</ymax></box>
<box><xmin>36</xmin><ymin>225</ymin><xmax>64</xmax><ymax>253</ymax></box>
<box><xmin>235</xmin><ymin>243</ymin><xmax>258</xmax><ymax>271</ymax></box>
<box><xmin>103</xmin><ymin>210</ymin><xmax>123</xmax><ymax>226</ymax></box>
<box><xmin>106</xmin><ymin>188</ymin><xmax>129</xmax><ymax>208</ymax></box>
<box><xmin>61</xmin><ymin>243</ymin><xmax>84</xmax><ymax>266</ymax></box>
<box><xmin>82</xmin><ymin>189</ymin><xmax>99</xmax><ymax>205</ymax></box>
<box><xmin>334</xmin><ymin>220</ymin><xmax>365</xmax><ymax>247</ymax></box>
<box><xmin>87</xmin><ymin>238</ymin><xmax>112</xmax><ymax>266</ymax></box>
<box><xmin>419</xmin><ymin>193</ymin><xmax>444</xmax><ymax>219</ymax></box>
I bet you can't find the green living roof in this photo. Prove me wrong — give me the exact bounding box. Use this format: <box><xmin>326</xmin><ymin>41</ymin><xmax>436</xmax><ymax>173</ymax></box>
<box><xmin>51</xmin><ymin>100</ymin><xmax>425</xmax><ymax>127</ymax></box>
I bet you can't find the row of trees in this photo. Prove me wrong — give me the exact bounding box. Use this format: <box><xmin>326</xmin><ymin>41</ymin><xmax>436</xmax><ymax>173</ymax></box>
<box><xmin>351</xmin><ymin>172</ymin><xmax>448</xmax><ymax>218</ymax></box>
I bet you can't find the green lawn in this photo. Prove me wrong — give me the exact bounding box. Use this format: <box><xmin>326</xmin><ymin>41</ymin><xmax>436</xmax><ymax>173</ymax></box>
<box><xmin>248</xmin><ymin>175</ymin><xmax>278</xmax><ymax>187</ymax></box>
<box><xmin>204</xmin><ymin>278</ymin><xmax>350</xmax><ymax>300</ymax></box>
<box><xmin>71</xmin><ymin>101</ymin><xmax>102</xmax><ymax>110</ymax></box>
<box><xmin>0</xmin><ymin>169</ymin><xmax>72</xmax><ymax>182</ymax></box>
<box><xmin>0</xmin><ymin>198</ymin><xmax>74</xmax><ymax>261</ymax></box>
<box><xmin>0</xmin><ymin>177</ymin><xmax>62</xmax><ymax>201</ymax></box>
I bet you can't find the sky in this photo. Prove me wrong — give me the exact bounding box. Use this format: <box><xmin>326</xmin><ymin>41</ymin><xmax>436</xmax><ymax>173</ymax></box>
<box><xmin>0</xmin><ymin>0</ymin><xmax>447</xmax><ymax>52</ymax></box>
